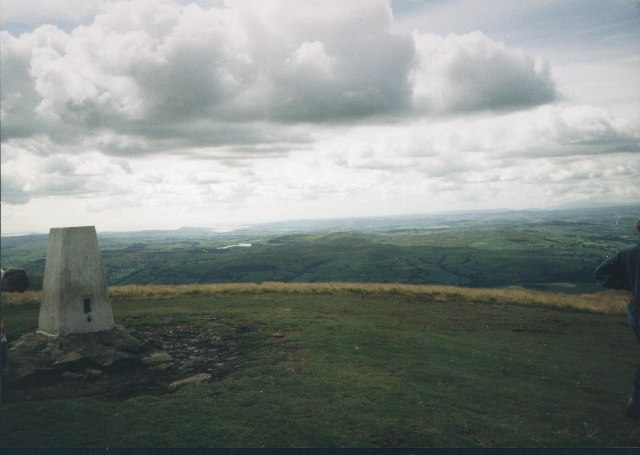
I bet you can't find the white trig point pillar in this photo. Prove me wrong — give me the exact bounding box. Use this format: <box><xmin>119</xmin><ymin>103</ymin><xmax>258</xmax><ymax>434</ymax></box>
<box><xmin>38</xmin><ymin>226</ymin><xmax>115</xmax><ymax>336</ymax></box>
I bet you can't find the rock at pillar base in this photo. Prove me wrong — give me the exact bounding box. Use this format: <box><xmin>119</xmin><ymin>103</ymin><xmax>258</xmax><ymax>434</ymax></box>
<box><xmin>4</xmin><ymin>325</ymin><xmax>170</xmax><ymax>386</ymax></box>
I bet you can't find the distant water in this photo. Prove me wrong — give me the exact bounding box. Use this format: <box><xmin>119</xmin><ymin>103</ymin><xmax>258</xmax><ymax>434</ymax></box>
<box><xmin>212</xmin><ymin>225</ymin><xmax>251</xmax><ymax>233</ymax></box>
<box><xmin>217</xmin><ymin>243</ymin><xmax>252</xmax><ymax>250</ymax></box>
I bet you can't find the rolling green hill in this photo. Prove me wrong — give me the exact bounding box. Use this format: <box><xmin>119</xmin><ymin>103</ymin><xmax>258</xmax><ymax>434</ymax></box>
<box><xmin>1</xmin><ymin>206</ymin><xmax>637</xmax><ymax>292</ymax></box>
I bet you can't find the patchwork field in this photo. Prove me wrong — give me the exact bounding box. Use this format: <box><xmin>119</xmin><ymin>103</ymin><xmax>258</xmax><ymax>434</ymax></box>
<box><xmin>1</xmin><ymin>284</ymin><xmax>638</xmax><ymax>448</ymax></box>
<box><xmin>3</xmin><ymin>206</ymin><xmax>638</xmax><ymax>294</ymax></box>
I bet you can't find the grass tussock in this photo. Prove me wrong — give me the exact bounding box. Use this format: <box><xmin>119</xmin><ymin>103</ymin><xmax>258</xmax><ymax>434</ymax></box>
<box><xmin>111</xmin><ymin>282</ymin><xmax>629</xmax><ymax>314</ymax></box>
<box><xmin>1</xmin><ymin>290</ymin><xmax>41</xmax><ymax>306</ymax></box>
<box><xmin>3</xmin><ymin>282</ymin><xmax>626</xmax><ymax>315</ymax></box>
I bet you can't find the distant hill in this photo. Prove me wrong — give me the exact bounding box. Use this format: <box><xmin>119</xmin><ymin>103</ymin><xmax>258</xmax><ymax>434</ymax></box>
<box><xmin>1</xmin><ymin>205</ymin><xmax>638</xmax><ymax>292</ymax></box>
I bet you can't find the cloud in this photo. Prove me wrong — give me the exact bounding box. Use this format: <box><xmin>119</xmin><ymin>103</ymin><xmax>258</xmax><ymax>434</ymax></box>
<box><xmin>411</xmin><ymin>31</ymin><xmax>558</xmax><ymax>112</ymax></box>
<box><xmin>0</xmin><ymin>30</ymin><xmax>51</xmax><ymax>139</ymax></box>
<box><xmin>0</xmin><ymin>0</ymin><xmax>563</xmax><ymax>159</ymax></box>
<box><xmin>1</xmin><ymin>0</ymin><xmax>637</xmax><ymax>232</ymax></box>
<box><xmin>0</xmin><ymin>170</ymin><xmax>92</xmax><ymax>203</ymax></box>
<box><xmin>320</xmin><ymin>105</ymin><xmax>638</xmax><ymax>171</ymax></box>
<box><xmin>0</xmin><ymin>175</ymin><xmax>31</xmax><ymax>204</ymax></box>
<box><xmin>1</xmin><ymin>150</ymin><xmax>136</xmax><ymax>205</ymax></box>
<box><xmin>481</xmin><ymin>105</ymin><xmax>640</xmax><ymax>158</ymax></box>
<box><xmin>2</xmin><ymin>0</ymin><xmax>413</xmax><ymax>125</ymax></box>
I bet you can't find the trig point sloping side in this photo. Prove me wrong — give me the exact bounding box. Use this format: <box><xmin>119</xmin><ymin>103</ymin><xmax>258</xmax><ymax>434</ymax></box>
<box><xmin>38</xmin><ymin>226</ymin><xmax>115</xmax><ymax>336</ymax></box>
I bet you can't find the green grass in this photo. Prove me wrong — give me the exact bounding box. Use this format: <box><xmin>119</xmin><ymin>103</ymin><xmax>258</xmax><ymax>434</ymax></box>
<box><xmin>2</xmin><ymin>286</ymin><xmax>639</xmax><ymax>447</ymax></box>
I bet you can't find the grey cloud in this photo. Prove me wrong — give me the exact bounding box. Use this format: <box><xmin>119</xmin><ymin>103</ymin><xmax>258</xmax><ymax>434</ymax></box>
<box><xmin>412</xmin><ymin>31</ymin><xmax>558</xmax><ymax>113</ymax></box>
<box><xmin>93</xmin><ymin>121</ymin><xmax>314</xmax><ymax>159</ymax></box>
<box><xmin>496</xmin><ymin>107</ymin><xmax>640</xmax><ymax>159</ymax></box>
<box><xmin>420</xmin><ymin>159</ymin><xmax>475</xmax><ymax>178</ymax></box>
<box><xmin>17</xmin><ymin>1</ymin><xmax>414</xmax><ymax>127</ymax></box>
<box><xmin>0</xmin><ymin>175</ymin><xmax>31</xmax><ymax>204</ymax></box>
<box><xmin>0</xmin><ymin>0</ymin><xmax>561</xmax><ymax>159</ymax></box>
<box><xmin>39</xmin><ymin>156</ymin><xmax>76</xmax><ymax>174</ymax></box>
<box><xmin>115</xmin><ymin>159</ymin><xmax>134</xmax><ymax>174</ymax></box>
<box><xmin>512</xmin><ymin>141</ymin><xmax>640</xmax><ymax>159</ymax></box>
<box><xmin>267</xmin><ymin>35</ymin><xmax>415</xmax><ymax>122</ymax></box>
<box><xmin>327</xmin><ymin>104</ymin><xmax>639</xmax><ymax>183</ymax></box>
<box><xmin>0</xmin><ymin>31</ymin><xmax>48</xmax><ymax>139</ymax></box>
<box><xmin>35</xmin><ymin>176</ymin><xmax>92</xmax><ymax>196</ymax></box>
<box><xmin>521</xmin><ymin>154</ymin><xmax>640</xmax><ymax>185</ymax></box>
<box><xmin>0</xmin><ymin>171</ymin><xmax>91</xmax><ymax>205</ymax></box>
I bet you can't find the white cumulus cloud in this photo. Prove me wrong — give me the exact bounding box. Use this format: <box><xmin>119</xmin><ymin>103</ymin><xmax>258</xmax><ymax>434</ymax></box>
<box><xmin>0</xmin><ymin>0</ymin><xmax>638</xmax><ymax>233</ymax></box>
<box><xmin>411</xmin><ymin>31</ymin><xmax>558</xmax><ymax>112</ymax></box>
<box><xmin>1</xmin><ymin>0</ymin><xmax>562</xmax><ymax>155</ymax></box>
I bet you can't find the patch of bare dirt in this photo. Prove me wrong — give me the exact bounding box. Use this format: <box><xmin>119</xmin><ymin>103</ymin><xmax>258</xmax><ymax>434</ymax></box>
<box><xmin>3</xmin><ymin>323</ymin><xmax>259</xmax><ymax>403</ymax></box>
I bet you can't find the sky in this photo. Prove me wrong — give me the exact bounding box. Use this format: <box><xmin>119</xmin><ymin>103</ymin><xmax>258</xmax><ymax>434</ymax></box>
<box><xmin>1</xmin><ymin>0</ymin><xmax>639</xmax><ymax>235</ymax></box>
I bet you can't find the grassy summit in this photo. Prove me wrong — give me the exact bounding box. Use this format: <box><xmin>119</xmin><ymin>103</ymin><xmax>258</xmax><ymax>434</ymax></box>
<box><xmin>1</xmin><ymin>283</ymin><xmax>638</xmax><ymax>447</ymax></box>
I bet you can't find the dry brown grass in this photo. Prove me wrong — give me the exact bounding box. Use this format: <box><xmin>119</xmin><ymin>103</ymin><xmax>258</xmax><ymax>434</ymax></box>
<box><xmin>2</xmin><ymin>282</ymin><xmax>626</xmax><ymax>315</ymax></box>
<box><xmin>1</xmin><ymin>290</ymin><xmax>41</xmax><ymax>306</ymax></box>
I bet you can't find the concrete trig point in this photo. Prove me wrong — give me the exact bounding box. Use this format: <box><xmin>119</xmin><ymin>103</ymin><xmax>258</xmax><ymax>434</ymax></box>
<box><xmin>38</xmin><ymin>226</ymin><xmax>115</xmax><ymax>336</ymax></box>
